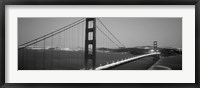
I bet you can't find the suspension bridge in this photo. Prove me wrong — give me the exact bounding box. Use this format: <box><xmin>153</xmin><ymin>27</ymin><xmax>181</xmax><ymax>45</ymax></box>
<box><xmin>18</xmin><ymin>18</ymin><xmax>160</xmax><ymax>70</ymax></box>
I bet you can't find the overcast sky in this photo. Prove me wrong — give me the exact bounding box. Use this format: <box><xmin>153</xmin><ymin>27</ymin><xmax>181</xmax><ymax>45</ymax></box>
<box><xmin>18</xmin><ymin>18</ymin><xmax>182</xmax><ymax>48</ymax></box>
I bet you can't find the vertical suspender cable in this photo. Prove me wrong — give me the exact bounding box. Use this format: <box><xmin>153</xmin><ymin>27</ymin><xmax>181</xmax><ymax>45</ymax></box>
<box><xmin>35</xmin><ymin>43</ymin><xmax>38</xmax><ymax>69</ymax></box>
<box><xmin>58</xmin><ymin>33</ymin><xmax>61</xmax><ymax>67</ymax></box>
<box><xmin>43</xmin><ymin>39</ymin><xmax>46</xmax><ymax>70</ymax></box>
<box><xmin>34</xmin><ymin>43</ymin><xmax>37</xmax><ymax>69</ymax></box>
<box><xmin>25</xmin><ymin>48</ymin><xmax>28</xmax><ymax>69</ymax></box>
<box><xmin>51</xmin><ymin>35</ymin><xmax>53</xmax><ymax>70</ymax></box>
<box><xmin>23</xmin><ymin>49</ymin><xmax>25</xmax><ymax>69</ymax></box>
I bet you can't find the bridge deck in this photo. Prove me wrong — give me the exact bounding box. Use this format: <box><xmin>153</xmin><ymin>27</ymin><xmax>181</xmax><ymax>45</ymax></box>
<box><xmin>95</xmin><ymin>52</ymin><xmax>160</xmax><ymax>70</ymax></box>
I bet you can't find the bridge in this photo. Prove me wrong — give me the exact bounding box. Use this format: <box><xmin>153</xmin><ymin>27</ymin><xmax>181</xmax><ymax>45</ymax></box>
<box><xmin>18</xmin><ymin>18</ymin><xmax>160</xmax><ymax>70</ymax></box>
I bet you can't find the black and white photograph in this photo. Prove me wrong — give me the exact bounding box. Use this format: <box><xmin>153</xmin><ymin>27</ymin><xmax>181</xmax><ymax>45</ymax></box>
<box><xmin>18</xmin><ymin>17</ymin><xmax>182</xmax><ymax>70</ymax></box>
<box><xmin>1</xmin><ymin>0</ymin><xmax>198</xmax><ymax>86</ymax></box>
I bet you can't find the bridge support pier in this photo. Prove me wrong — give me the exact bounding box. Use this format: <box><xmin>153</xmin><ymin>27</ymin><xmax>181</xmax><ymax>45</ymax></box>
<box><xmin>84</xmin><ymin>18</ymin><xmax>96</xmax><ymax>70</ymax></box>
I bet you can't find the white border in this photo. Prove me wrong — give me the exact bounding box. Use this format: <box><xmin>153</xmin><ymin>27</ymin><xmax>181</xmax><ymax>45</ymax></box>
<box><xmin>5</xmin><ymin>5</ymin><xmax>195</xmax><ymax>83</ymax></box>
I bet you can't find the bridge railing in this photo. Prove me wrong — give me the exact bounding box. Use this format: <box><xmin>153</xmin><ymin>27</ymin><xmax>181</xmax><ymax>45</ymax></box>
<box><xmin>95</xmin><ymin>52</ymin><xmax>160</xmax><ymax>70</ymax></box>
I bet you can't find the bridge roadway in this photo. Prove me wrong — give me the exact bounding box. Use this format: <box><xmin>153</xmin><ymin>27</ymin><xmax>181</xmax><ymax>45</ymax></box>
<box><xmin>95</xmin><ymin>53</ymin><xmax>160</xmax><ymax>70</ymax></box>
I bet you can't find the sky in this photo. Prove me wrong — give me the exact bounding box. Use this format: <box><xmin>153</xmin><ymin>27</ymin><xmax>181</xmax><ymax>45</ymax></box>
<box><xmin>18</xmin><ymin>17</ymin><xmax>182</xmax><ymax>49</ymax></box>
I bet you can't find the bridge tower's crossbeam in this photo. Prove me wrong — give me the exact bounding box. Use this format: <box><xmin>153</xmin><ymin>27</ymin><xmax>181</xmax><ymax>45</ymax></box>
<box><xmin>84</xmin><ymin>18</ymin><xmax>96</xmax><ymax>70</ymax></box>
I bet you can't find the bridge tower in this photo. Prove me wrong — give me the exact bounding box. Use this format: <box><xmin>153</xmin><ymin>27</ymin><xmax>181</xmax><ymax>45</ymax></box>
<box><xmin>154</xmin><ymin>41</ymin><xmax>157</xmax><ymax>53</ymax></box>
<box><xmin>84</xmin><ymin>18</ymin><xmax>96</xmax><ymax>70</ymax></box>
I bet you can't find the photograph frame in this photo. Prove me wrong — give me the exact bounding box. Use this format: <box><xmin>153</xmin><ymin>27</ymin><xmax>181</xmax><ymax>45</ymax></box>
<box><xmin>0</xmin><ymin>0</ymin><xmax>200</xmax><ymax>88</ymax></box>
